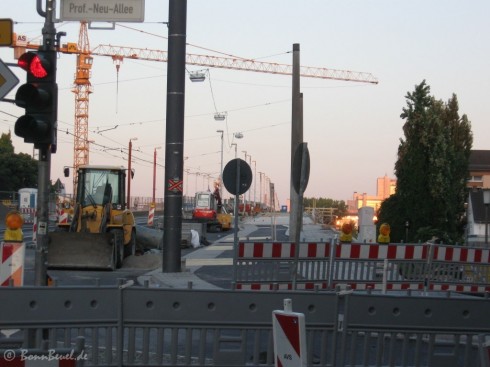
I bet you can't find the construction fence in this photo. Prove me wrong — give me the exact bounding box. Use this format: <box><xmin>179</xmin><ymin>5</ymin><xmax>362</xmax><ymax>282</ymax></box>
<box><xmin>234</xmin><ymin>241</ymin><xmax>490</xmax><ymax>293</ymax></box>
<box><xmin>0</xmin><ymin>284</ymin><xmax>489</xmax><ymax>366</ymax></box>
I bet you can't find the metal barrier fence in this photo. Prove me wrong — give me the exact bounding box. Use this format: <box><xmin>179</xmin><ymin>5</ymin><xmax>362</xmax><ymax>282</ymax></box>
<box><xmin>0</xmin><ymin>285</ymin><xmax>489</xmax><ymax>366</ymax></box>
<box><xmin>234</xmin><ymin>241</ymin><xmax>490</xmax><ymax>293</ymax></box>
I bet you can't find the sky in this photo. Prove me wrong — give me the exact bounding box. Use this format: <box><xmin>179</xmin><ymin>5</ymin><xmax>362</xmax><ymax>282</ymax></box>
<box><xmin>1</xmin><ymin>0</ymin><xmax>489</xmax><ymax>207</ymax></box>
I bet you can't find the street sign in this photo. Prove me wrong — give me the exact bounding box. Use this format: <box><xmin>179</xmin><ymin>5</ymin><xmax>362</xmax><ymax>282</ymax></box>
<box><xmin>292</xmin><ymin>142</ymin><xmax>310</xmax><ymax>195</ymax></box>
<box><xmin>0</xmin><ymin>19</ymin><xmax>13</xmax><ymax>47</ymax></box>
<box><xmin>223</xmin><ymin>158</ymin><xmax>252</xmax><ymax>195</ymax></box>
<box><xmin>60</xmin><ymin>0</ymin><xmax>145</xmax><ymax>22</ymax></box>
<box><xmin>0</xmin><ymin>59</ymin><xmax>19</xmax><ymax>100</ymax></box>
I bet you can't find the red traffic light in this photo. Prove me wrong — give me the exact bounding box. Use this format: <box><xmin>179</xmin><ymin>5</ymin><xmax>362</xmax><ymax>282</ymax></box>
<box><xmin>18</xmin><ymin>52</ymin><xmax>50</xmax><ymax>78</ymax></box>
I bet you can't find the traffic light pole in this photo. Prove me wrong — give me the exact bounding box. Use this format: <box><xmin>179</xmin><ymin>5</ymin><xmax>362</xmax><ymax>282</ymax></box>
<box><xmin>33</xmin><ymin>0</ymin><xmax>57</xmax><ymax>286</ymax></box>
<box><xmin>34</xmin><ymin>148</ymin><xmax>51</xmax><ymax>286</ymax></box>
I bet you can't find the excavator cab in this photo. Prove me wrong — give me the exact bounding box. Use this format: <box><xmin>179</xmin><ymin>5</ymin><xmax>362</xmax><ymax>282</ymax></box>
<box><xmin>48</xmin><ymin>165</ymin><xmax>136</xmax><ymax>270</ymax></box>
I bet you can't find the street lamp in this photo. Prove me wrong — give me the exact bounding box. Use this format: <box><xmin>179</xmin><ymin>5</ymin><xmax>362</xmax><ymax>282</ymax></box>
<box><xmin>127</xmin><ymin>137</ymin><xmax>138</xmax><ymax>209</ymax></box>
<box><xmin>483</xmin><ymin>190</ymin><xmax>490</xmax><ymax>245</ymax></box>
<box><xmin>217</xmin><ymin>130</ymin><xmax>224</xmax><ymax>199</ymax></box>
<box><xmin>252</xmin><ymin>160</ymin><xmax>256</xmax><ymax>210</ymax></box>
<box><xmin>231</xmin><ymin>143</ymin><xmax>237</xmax><ymax>158</ymax></box>
<box><xmin>152</xmin><ymin>147</ymin><xmax>162</xmax><ymax>204</ymax></box>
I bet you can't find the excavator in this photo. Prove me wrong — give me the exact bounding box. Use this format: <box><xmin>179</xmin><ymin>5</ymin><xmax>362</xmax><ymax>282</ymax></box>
<box><xmin>47</xmin><ymin>165</ymin><xmax>137</xmax><ymax>270</ymax></box>
<box><xmin>192</xmin><ymin>181</ymin><xmax>232</xmax><ymax>232</ymax></box>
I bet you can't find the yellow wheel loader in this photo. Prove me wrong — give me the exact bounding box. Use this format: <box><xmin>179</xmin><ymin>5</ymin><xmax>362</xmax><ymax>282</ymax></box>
<box><xmin>47</xmin><ymin>165</ymin><xmax>137</xmax><ymax>270</ymax></box>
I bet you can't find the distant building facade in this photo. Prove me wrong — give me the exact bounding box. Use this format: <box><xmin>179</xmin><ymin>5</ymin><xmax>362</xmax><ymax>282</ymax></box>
<box><xmin>347</xmin><ymin>175</ymin><xmax>396</xmax><ymax>215</ymax></box>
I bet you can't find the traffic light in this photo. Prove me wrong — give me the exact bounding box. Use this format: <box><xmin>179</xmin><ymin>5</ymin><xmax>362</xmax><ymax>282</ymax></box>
<box><xmin>14</xmin><ymin>50</ymin><xmax>57</xmax><ymax>152</ymax></box>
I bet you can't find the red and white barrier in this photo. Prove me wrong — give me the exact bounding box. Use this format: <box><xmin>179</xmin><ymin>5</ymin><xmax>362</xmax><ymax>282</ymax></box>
<box><xmin>239</xmin><ymin>242</ymin><xmax>332</xmax><ymax>259</ymax></box>
<box><xmin>19</xmin><ymin>208</ymin><xmax>35</xmax><ymax>224</ymax></box>
<box><xmin>1</xmin><ymin>242</ymin><xmax>25</xmax><ymax>286</ymax></box>
<box><xmin>272</xmin><ymin>299</ymin><xmax>307</xmax><ymax>367</ymax></box>
<box><xmin>239</xmin><ymin>241</ymin><xmax>490</xmax><ymax>262</ymax></box>
<box><xmin>236</xmin><ymin>241</ymin><xmax>490</xmax><ymax>293</ymax></box>
<box><xmin>147</xmin><ymin>204</ymin><xmax>155</xmax><ymax>226</ymax></box>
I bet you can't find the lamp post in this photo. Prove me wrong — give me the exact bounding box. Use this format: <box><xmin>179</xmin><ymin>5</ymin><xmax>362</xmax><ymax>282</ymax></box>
<box><xmin>127</xmin><ymin>137</ymin><xmax>138</xmax><ymax>209</ymax></box>
<box><xmin>152</xmin><ymin>147</ymin><xmax>162</xmax><ymax>205</ymax></box>
<box><xmin>252</xmin><ymin>160</ymin><xmax>256</xmax><ymax>210</ymax></box>
<box><xmin>484</xmin><ymin>190</ymin><xmax>490</xmax><ymax>245</ymax></box>
<box><xmin>258</xmin><ymin>171</ymin><xmax>263</xmax><ymax>210</ymax></box>
<box><xmin>217</xmin><ymin>130</ymin><xmax>224</xmax><ymax>198</ymax></box>
<box><xmin>242</xmin><ymin>150</ymin><xmax>248</xmax><ymax>214</ymax></box>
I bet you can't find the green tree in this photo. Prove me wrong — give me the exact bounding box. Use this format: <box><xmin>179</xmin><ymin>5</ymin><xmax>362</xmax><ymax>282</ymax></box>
<box><xmin>0</xmin><ymin>132</ymin><xmax>38</xmax><ymax>191</ymax></box>
<box><xmin>377</xmin><ymin>81</ymin><xmax>472</xmax><ymax>244</ymax></box>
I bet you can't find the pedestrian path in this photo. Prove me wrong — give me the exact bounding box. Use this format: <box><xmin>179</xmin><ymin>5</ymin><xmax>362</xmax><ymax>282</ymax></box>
<box><xmin>140</xmin><ymin>213</ymin><xmax>335</xmax><ymax>289</ymax></box>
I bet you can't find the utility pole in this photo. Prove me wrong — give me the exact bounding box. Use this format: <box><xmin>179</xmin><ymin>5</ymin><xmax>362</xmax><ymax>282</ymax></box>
<box><xmin>289</xmin><ymin>43</ymin><xmax>302</xmax><ymax>243</ymax></box>
<box><xmin>162</xmin><ymin>0</ymin><xmax>187</xmax><ymax>273</ymax></box>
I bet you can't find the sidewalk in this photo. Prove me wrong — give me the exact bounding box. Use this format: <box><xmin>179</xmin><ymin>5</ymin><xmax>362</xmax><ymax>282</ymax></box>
<box><xmin>138</xmin><ymin>213</ymin><xmax>335</xmax><ymax>289</ymax></box>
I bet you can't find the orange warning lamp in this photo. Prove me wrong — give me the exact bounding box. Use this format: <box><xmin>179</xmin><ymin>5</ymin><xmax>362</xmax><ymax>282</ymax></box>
<box><xmin>378</xmin><ymin>223</ymin><xmax>391</xmax><ymax>244</ymax></box>
<box><xmin>340</xmin><ymin>222</ymin><xmax>353</xmax><ymax>243</ymax></box>
<box><xmin>4</xmin><ymin>211</ymin><xmax>24</xmax><ymax>242</ymax></box>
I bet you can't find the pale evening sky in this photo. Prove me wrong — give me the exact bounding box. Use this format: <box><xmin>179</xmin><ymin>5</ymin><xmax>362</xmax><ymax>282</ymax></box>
<box><xmin>0</xmin><ymin>0</ymin><xmax>489</xmax><ymax>206</ymax></box>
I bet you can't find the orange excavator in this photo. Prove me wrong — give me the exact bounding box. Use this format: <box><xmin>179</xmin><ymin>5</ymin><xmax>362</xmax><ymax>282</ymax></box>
<box><xmin>192</xmin><ymin>181</ymin><xmax>231</xmax><ymax>232</ymax></box>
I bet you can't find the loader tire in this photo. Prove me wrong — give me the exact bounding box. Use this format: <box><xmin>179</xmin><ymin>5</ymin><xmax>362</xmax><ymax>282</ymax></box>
<box><xmin>125</xmin><ymin>229</ymin><xmax>136</xmax><ymax>258</ymax></box>
<box><xmin>110</xmin><ymin>229</ymin><xmax>124</xmax><ymax>269</ymax></box>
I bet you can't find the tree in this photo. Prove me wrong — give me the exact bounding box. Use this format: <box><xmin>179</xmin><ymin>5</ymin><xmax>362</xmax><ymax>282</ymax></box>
<box><xmin>0</xmin><ymin>132</ymin><xmax>38</xmax><ymax>191</ymax></box>
<box><xmin>377</xmin><ymin>81</ymin><xmax>472</xmax><ymax>244</ymax></box>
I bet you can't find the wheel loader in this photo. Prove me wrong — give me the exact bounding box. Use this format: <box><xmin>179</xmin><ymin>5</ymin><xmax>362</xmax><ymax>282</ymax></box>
<box><xmin>47</xmin><ymin>165</ymin><xmax>137</xmax><ymax>270</ymax></box>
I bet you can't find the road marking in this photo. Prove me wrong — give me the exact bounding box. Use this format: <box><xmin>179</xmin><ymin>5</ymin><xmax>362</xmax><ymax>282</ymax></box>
<box><xmin>205</xmin><ymin>245</ymin><xmax>233</xmax><ymax>251</ymax></box>
<box><xmin>185</xmin><ymin>258</ymin><xmax>233</xmax><ymax>266</ymax></box>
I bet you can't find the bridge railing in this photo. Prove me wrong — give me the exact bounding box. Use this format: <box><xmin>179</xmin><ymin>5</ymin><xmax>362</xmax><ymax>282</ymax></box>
<box><xmin>234</xmin><ymin>241</ymin><xmax>490</xmax><ymax>292</ymax></box>
<box><xmin>0</xmin><ymin>285</ymin><xmax>489</xmax><ymax>366</ymax></box>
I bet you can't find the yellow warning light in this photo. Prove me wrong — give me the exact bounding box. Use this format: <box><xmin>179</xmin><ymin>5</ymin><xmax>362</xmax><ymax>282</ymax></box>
<box><xmin>4</xmin><ymin>210</ymin><xmax>24</xmax><ymax>242</ymax></box>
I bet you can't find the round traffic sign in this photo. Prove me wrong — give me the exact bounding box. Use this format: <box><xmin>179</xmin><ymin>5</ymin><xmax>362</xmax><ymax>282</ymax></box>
<box><xmin>223</xmin><ymin>158</ymin><xmax>252</xmax><ymax>195</ymax></box>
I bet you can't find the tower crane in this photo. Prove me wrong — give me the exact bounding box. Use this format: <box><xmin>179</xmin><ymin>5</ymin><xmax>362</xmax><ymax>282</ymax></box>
<box><xmin>11</xmin><ymin>24</ymin><xmax>378</xmax><ymax>194</ymax></box>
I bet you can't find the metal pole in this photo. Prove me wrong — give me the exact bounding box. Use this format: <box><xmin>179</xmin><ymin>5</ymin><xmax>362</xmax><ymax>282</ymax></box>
<box><xmin>232</xmin><ymin>159</ymin><xmax>241</xmax><ymax>287</ymax></box>
<box><xmin>289</xmin><ymin>43</ymin><xmax>302</xmax><ymax>242</ymax></box>
<box><xmin>485</xmin><ymin>205</ymin><xmax>488</xmax><ymax>245</ymax></box>
<box><xmin>163</xmin><ymin>0</ymin><xmax>187</xmax><ymax>273</ymax></box>
<box><xmin>152</xmin><ymin>148</ymin><xmax>157</xmax><ymax>204</ymax></box>
<box><xmin>127</xmin><ymin>139</ymin><xmax>132</xmax><ymax>208</ymax></box>
<box><xmin>218</xmin><ymin>130</ymin><xmax>224</xmax><ymax>199</ymax></box>
<box><xmin>34</xmin><ymin>0</ymin><xmax>57</xmax><ymax>287</ymax></box>
<box><xmin>253</xmin><ymin>160</ymin><xmax>256</xmax><ymax>211</ymax></box>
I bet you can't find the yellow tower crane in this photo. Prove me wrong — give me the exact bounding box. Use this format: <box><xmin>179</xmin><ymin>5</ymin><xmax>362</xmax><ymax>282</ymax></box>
<box><xmin>11</xmin><ymin>25</ymin><xmax>378</xmax><ymax>195</ymax></box>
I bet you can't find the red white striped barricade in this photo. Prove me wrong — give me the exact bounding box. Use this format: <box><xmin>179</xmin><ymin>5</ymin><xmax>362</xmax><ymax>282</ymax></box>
<box><xmin>147</xmin><ymin>204</ymin><xmax>155</xmax><ymax>226</ymax></box>
<box><xmin>58</xmin><ymin>210</ymin><xmax>70</xmax><ymax>224</ymax></box>
<box><xmin>272</xmin><ymin>299</ymin><xmax>307</xmax><ymax>367</ymax></box>
<box><xmin>0</xmin><ymin>242</ymin><xmax>25</xmax><ymax>286</ymax></box>
<box><xmin>19</xmin><ymin>208</ymin><xmax>35</xmax><ymax>224</ymax></box>
<box><xmin>235</xmin><ymin>241</ymin><xmax>490</xmax><ymax>293</ymax></box>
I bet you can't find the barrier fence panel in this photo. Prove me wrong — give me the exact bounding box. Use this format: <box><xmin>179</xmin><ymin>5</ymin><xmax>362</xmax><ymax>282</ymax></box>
<box><xmin>234</xmin><ymin>241</ymin><xmax>490</xmax><ymax>293</ymax></box>
<box><xmin>0</xmin><ymin>286</ymin><xmax>489</xmax><ymax>366</ymax></box>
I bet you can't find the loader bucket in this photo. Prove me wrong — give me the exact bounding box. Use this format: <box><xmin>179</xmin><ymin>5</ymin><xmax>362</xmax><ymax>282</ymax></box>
<box><xmin>47</xmin><ymin>232</ymin><xmax>115</xmax><ymax>270</ymax></box>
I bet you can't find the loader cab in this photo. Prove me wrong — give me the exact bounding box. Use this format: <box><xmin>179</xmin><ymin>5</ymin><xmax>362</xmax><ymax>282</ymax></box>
<box><xmin>76</xmin><ymin>166</ymin><xmax>126</xmax><ymax>210</ymax></box>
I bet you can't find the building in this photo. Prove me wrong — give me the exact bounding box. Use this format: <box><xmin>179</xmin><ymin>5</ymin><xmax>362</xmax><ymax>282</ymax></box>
<box><xmin>466</xmin><ymin>150</ymin><xmax>490</xmax><ymax>246</ymax></box>
<box><xmin>347</xmin><ymin>175</ymin><xmax>396</xmax><ymax>215</ymax></box>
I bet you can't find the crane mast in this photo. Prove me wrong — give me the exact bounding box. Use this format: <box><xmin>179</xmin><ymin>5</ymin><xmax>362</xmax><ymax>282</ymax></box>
<box><xmin>72</xmin><ymin>22</ymin><xmax>93</xmax><ymax>194</ymax></box>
